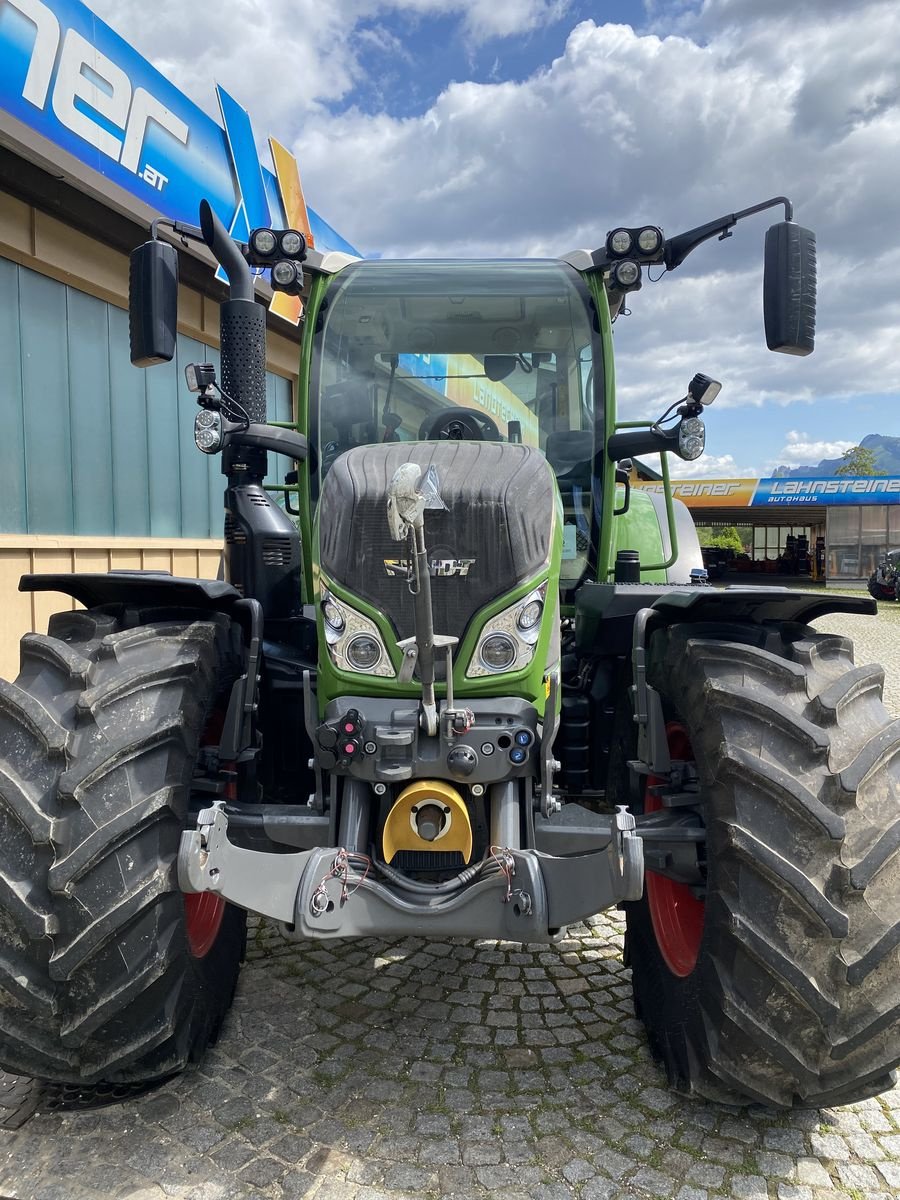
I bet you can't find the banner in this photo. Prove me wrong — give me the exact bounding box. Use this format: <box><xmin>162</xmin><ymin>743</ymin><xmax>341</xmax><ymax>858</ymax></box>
<box><xmin>634</xmin><ymin>476</ymin><xmax>900</xmax><ymax>508</ymax></box>
<box><xmin>0</xmin><ymin>0</ymin><xmax>358</xmax><ymax>275</ymax></box>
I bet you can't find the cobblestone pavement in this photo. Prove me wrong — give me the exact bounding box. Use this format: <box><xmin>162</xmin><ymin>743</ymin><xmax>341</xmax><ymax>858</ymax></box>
<box><xmin>1</xmin><ymin>606</ymin><xmax>899</xmax><ymax>1200</ymax></box>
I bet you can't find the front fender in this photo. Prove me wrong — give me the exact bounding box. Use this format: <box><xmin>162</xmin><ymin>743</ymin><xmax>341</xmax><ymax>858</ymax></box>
<box><xmin>19</xmin><ymin>571</ymin><xmax>241</xmax><ymax>614</ymax></box>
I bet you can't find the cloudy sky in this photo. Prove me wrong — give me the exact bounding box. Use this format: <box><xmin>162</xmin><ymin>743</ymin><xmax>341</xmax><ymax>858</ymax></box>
<box><xmin>92</xmin><ymin>0</ymin><xmax>900</xmax><ymax>477</ymax></box>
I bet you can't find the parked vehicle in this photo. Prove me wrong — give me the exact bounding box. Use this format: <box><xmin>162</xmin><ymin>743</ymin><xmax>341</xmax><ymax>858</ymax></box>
<box><xmin>868</xmin><ymin>548</ymin><xmax>900</xmax><ymax>600</ymax></box>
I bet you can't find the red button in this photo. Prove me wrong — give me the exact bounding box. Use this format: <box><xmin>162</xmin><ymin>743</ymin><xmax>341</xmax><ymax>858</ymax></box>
<box><xmin>344</xmin><ymin>723</ymin><xmax>355</xmax><ymax>733</ymax></box>
<box><xmin>344</xmin><ymin>743</ymin><xmax>355</xmax><ymax>754</ymax></box>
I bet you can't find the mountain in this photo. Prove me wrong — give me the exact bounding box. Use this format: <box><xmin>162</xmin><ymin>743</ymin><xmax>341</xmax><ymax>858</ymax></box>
<box><xmin>772</xmin><ymin>434</ymin><xmax>900</xmax><ymax>478</ymax></box>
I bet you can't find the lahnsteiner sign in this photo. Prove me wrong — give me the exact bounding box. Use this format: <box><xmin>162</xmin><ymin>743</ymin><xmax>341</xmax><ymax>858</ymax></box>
<box><xmin>0</xmin><ymin>0</ymin><xmax>359</xmax><ymax>322</ymax></box>
<box><xmin>634</xmin><ymin>476</ymin><xmax>900</xmax><ymax>508</ymax></box>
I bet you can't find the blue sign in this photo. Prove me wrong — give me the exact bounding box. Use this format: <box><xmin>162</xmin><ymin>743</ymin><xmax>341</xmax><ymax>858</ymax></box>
<box><xmin>0</xmin><ymin>0</ymin><xmax>358</xmax><ymax>256</ymax></box>
<box><xmin>753</xmin><ymin>477</ymin><xmax>900</xmax><ymax>507</ymax></box>
<box><xmin>399</xmin><ymin>353</ymin><xmax>449</xmax><ymax>393</ymax></box>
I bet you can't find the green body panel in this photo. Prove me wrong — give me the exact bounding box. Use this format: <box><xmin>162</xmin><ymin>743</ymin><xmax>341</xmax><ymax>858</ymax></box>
<box><xmin>610</xmin><ymin>488</ymin><xmax>667</xmax><ymax>583</ymax></box>
<box><xmin>313</xmin><ymin>496</ymin><xmax>563</xmax><ymax>717</ymax></box>
<box><xmin>296</xmin><ymin>273</ymin><xmax>332</xmax><ymax>605</ymax></box>
<box><xmin>583</xmin><ymin>273</ymin><xmax>619</xmax><ymax>583</ymax></box>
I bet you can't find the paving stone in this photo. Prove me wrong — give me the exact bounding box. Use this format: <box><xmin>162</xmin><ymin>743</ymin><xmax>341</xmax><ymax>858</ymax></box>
<box><xmin>878</xmin><ymin>1159</ymin><xmax>900</xmax><ymax>1187</ymax></box>
<box><xmin>631</xmin><ymin>1166</ymin><xmax>678</xmax><ymax>1195</ymax></box>
<box><xmin>835</xmin><ymin>1162</ymin><xmax>882</xmax><ymax>1190</ymax></box>
<box><xmin>797</xmin><ymin>1158</ymin><xmax>833</xmax><ymax>1188</ymax></box>
<box><xmin>730</xmin><ymin>1174</ymin><xmax>770</xmax><ymax>1199</ymax></box>
<box><xmin>562</xmin><ymin>1157</ymin><xmax>597</xmax><ymax>1183</ymax></box>
<box><xmin>776</xmin><ymin>1186</ymin><xmax>813</xmax><ymax>1200</ymax></box>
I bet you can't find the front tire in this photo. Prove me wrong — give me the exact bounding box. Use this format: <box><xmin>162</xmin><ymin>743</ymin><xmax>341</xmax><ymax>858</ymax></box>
<box><xmin>0</xmin><ymin>608</ymin><xmax>246</xmax><ymax>1085</ymax></box>
<box><xmin>622</xmin><ymin>621</ymin><xmax>900</xmax><ymax>1108</ymax></box>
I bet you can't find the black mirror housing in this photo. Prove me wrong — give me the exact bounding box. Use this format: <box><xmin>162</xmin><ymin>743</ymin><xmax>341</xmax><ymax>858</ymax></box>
<box><xmin>764</xmin><ymin>222</ymin><xmax>816</xmax><ymax>356</ymax></box>
<box><xmin>129</xmin><ymin>240</ymin><xmax>179</xmax><ymax>367</ymax></box>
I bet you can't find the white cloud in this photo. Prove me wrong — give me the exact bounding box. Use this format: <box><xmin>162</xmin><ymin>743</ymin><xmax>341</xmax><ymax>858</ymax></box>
<box><xmin>667</xmin><ymin>453</ymin><xmax>759</xmax><ymax>479</ymax></box>
<box><xmin>86</xmin><ymin>0</ymin><xmax>900</xmax><ymax>444</ymax></box>
<box><xmin>86</xmin><ymin>1</ymin><xmax>572</xmax><ymax>125</ymax></box>
<box><xmin>773</xmin><ymin>432</ymin><xmax>856</xmax><ymax>467</ymax></box>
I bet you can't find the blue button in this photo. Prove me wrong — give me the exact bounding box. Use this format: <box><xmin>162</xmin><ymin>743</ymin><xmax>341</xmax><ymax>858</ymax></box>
<box><xmin>515</xmin><ymin>730</ymin><xmax>532</xmax><ymax>747</ymax></box>
<box><xmin>509</xmin><ymin>747</ymin><xmax>527</xmax><ymax>764</ymax></box>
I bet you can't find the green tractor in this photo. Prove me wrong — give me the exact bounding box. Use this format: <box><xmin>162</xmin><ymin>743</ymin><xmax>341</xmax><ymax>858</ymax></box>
<box><xmin>1</xmin><ymin>193</ymin><xmax>898</xmax><ymax>1112</ymax></box>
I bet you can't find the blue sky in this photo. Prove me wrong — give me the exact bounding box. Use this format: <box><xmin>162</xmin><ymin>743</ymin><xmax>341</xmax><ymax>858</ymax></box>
<box><xmin>343</xmin><ymin>2</ymin><xmax>640</xmax><ymax>118</ymax></box>
<box><xmin>91</xmin><ymin>0</ymin><xmax>900</xmax><ymax>478</ymax></box>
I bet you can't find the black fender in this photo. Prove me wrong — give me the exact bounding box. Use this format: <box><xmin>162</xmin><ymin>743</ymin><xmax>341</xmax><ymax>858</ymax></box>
<box><xmin>574</xmin><ymin>581</ymin><xmax>874</xmax><ymax>657</ymax></box>
<box><xmin>21</xmin><ymin>572</ymin><xmax>262</xmax><ymax>758</ymax></box>
<box><xmin>574</xmin><ymin>581</ymin><xmax>876</xmax><ymax>779</ymax></box>
<box><xmin>19</xmin><ymin>570</ymin><xmax>242</xmax><ymax>614</ymax></box>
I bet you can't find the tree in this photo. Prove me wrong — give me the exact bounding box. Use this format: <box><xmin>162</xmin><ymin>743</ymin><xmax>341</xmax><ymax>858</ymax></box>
<box><xmin>696</xmin><ymin>525</ymin><xmax>746</xmax><ymax>554</ymax></box>
<box><xmin>835</xmin><ymin>446</ymin><xmax>882</xmax><ymax>477</ymax></box>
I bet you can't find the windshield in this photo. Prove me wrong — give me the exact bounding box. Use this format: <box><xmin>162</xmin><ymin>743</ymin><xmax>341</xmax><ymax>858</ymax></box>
<box><xmin>311</xmin><ymin>259</ymin><xmax>602</xmax><ymax>585</ymax></box>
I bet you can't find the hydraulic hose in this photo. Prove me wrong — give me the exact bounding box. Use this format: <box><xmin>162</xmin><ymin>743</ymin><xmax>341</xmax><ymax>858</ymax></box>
<box><xmin>373</xmin><ymin>855</ymin><xmax>500</xmax><ymax>896</ymax></box>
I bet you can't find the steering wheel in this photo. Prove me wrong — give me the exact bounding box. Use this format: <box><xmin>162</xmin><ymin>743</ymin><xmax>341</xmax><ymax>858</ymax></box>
<box><xmin>419</xmin><ymin>407</ymin><xmax>502</xmax><ymax>442</ymax></box>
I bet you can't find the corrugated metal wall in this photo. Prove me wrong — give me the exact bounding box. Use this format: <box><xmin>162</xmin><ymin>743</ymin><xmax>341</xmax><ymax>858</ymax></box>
<box><xmin>0</xmin><ymin>258</ymin><xmax>293</xmax><ymax>539</ymax></box>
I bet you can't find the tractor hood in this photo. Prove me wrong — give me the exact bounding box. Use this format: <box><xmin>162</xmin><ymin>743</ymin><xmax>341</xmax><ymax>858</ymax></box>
<box><xmin>318</xmin><ymin>441</ymin><xmax>556</xmax><ymax>645</ymax></box>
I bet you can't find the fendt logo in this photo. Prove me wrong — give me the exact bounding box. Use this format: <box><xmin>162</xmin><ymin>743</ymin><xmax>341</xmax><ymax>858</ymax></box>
<box><xmin>8</xmin><ymin>0</ymin><xmax>188</xmax><ymax>190</ymax></box>
<box><xmin>384</xmin><ymin>559</ymin><xmax>476</xmax><ymax>579</ymax></box>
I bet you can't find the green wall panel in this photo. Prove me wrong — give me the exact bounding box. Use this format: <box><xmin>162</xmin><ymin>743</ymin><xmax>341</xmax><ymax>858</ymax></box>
<box><xmin>20</xmin><ymin>270</ymin><xmax>73</xmax><ymax>533</ymax></box>
<box><xmin>0</xmin><ymin>259</ymin><xmax>296</xmax><ymax>539</ymax></box>
<box><xmin>68</xmin><ymin>290</ymin><xmax>114</xmax><ymax>535</ymax></box>
<box><xmin>0</xmin><ymin>260</ymin><xmax>26</xmax><ymax>533</ymax></box>
<box><xmin>108</xmin><ymin>306</ymin><xmax>151</xmax><ymax>537</ymax></box>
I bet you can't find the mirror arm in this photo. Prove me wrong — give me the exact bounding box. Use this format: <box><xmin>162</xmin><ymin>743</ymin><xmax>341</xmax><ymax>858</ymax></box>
<box><xmin>150</xmin><ymin>217</ymin><xmax>205</xmax><ymax>244</ymax></box>
<box><xmin>664</xmin><ymin>195</ymin><xmax>794</xmax><ymax>271</ymax></box>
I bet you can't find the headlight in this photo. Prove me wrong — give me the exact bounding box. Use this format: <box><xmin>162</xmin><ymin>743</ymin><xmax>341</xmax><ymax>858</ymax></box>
<box><xmin>479</xmin><ymin>634</ymin><xmax>517</xmax><ymax>672</ymax></box>
<box><xmin>637</xmin><ymin>226</ymin><xmax>662</xmax><ymax>253</ymax></box>
<box><xmin>320</xmin><ymin>588</ymin><xmax>395</xmax><ymax>677</ymax></box>
<box><xmin>323</xmin><ymin>598</ymin><xmax>345</xmax><ymax>632</ymax></box>
<box><xmin>608</xmin><ymin>229</ymin><xmax>632</xmax><ymax>255</ymax></box>
<box><xmin>194</xmin><ymin>408</ymin><xmax>223</xmax><ymax>454</ymax></box>
<box><xmin>271</xmin><ymin>259</ymin><xmax>304</xmax><ymax>295</ymax></box>
<box><xmin>279</xmin><ymin>230</ymin><xmax>306</xmax><ymax>258</ymax></box>
<box><xmin>516</xmin><ymin>599</ymin><xmax>543</xmax><ymax>631</ymax></box>
<box><xmin>678</xmin><ymin>416</ymin><xmax>706</xmax><ymax>461</ymax></box>
<box><xmin>611</xmin><ymin>260</ymin><xmax>641</xmax><ymax>289</ymax></box>
<box><xmin>467</xmin><ymin>583</ymin><xmax>548</xmax><ymax>678</ymax></box>
<box><xmin>346</xmin><ymin>634</ymin><xmax>383</xmax><ymax>671</ymax></box>
<box><xmin>250</xmin><ymin>228</ymin><xmax>277</xmax><ymax>257</ymax></box>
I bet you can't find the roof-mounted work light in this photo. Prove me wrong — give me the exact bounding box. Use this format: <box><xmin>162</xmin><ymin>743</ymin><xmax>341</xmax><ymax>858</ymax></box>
<box><xmin>247</xmin><ymin>227</ymin><xmax>307</xmax><ymax>267</ymax></box>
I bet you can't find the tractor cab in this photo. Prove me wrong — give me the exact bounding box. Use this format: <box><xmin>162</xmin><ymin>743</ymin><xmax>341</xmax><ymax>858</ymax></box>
<box><xmin>308</xmin><ymin>259</ymin><xmax>603</xmax><ymax>592</ymax></box>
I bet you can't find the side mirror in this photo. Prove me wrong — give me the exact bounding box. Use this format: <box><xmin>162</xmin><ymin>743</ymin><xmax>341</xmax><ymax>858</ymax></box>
<box><xmin>763</xmin><ymin>222</ymin><xmax>816</xmax><ymax>356</ymax></box>
<box><xmin>129</xmin><ymin>239</ymin><xmax>179</xmax><ymax>366</ymax></box>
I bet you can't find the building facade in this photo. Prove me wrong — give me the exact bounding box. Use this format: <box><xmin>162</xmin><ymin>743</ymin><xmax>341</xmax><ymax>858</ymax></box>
<box><xmin>634</xmin><ymin>475</ymin><xmax>900</xmax><ymax>584</ymax></box>
<box><xmin>0</xmin><ymin>0</ymin><xmax>357</xmax><ymax>677</ymax></box>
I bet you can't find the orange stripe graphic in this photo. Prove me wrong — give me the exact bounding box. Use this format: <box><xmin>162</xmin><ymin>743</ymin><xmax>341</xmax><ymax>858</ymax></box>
<box><xmin>268</xmin><ymin>137</ymin><xmax>313</xmax><ymax>325</ymax></box>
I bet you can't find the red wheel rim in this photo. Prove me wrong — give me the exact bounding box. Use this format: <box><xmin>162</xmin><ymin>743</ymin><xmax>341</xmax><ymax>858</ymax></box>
<box><xmin>185</xmin><ymin>892</ymin><xmax>225</xmax><ymax>958</ymax></box>
<box><xmin>644</xmin><ymin>722</ymin><xmax>705</xmax><ymax>978</ymax></box>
